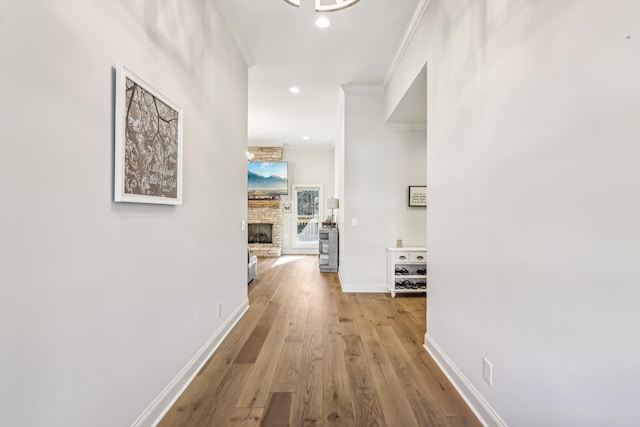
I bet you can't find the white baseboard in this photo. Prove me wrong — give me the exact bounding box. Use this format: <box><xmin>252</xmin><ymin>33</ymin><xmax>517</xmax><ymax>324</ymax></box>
<box><xmin>339</xmin><ymin>280</ymin><xmax>387</xmax><ymax>293</ymax></box>
<box><xmin>424</xmin><ymin>334</ymin><xmax>507</xmax><ymax>427</ymax></box>
<box><xmin>131</xmin><ymin>298</ymin><xmax>250</xmax><ymax>427</ymax></box>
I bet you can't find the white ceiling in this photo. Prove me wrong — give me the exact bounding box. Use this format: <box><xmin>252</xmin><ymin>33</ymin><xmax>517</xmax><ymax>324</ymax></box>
<box><xmin>214</xmin><ymin>0</ymin><xmax>421</xmax><ymax>146</ymax></box>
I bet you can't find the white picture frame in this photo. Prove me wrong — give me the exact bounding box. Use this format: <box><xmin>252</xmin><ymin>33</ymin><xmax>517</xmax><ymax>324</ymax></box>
<box><xmin>114</xmin><ymin>65</ymin><xmax>183</xmax><ymax>205</ymax></box>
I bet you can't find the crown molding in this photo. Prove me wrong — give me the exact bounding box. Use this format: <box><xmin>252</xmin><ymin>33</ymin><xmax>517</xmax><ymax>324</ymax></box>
<box><xmin>383</xmin><ymin>0</ymin><xmax>432</xmax><ymax>89</ymax></box>
<box><xmin>213</xmin><ymin>0</ymin><xmax>256</xmax><ymax>68</ymax></box>
<box><xmin>248</xmin><ymin>141</ymin><xmax>284</xmax><ymax>147</ymax></box>
<box><xmin>283</xmin><ymin>143</ymin><xmax>335</xmax><ymax>150</ymax></box>
<box><xmin>341</xmin><ymin>84</ymin><xmax>384</xmax><ymax>94</ymax></box>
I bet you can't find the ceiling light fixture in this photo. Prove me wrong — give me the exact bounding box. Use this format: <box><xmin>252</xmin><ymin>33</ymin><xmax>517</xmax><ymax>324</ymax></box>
<box><xmin>315</xmin><ymin>16</ymin><xmax>331</xmax><ymax>28</ymax></box>
<box><xmin>289</xmin><ymin>86</ymin><xmax>300</xmax><ymax>93</ymax></box>
<box><xmin>282</xmin><ymin>0</ymin><xmax>360</xmax><ymax>12</ymax></box>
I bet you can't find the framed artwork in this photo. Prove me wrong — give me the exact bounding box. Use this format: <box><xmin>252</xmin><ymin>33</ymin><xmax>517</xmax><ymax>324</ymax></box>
<box><xmin>114</xmin><ymin>66</ymin><xmax>183</xmax><ymax>205</ymax></box>
<box><xmin>408</xmin><ymin>186</ymin><xmax>427</xmax><ymax>207</ymax></box>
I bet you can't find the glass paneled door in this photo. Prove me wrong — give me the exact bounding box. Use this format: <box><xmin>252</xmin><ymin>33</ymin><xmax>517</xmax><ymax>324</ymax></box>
<box><xmin>293</xmin><ymin>185</ymin><xmax>323</xmax><ymax>249</ymax></box>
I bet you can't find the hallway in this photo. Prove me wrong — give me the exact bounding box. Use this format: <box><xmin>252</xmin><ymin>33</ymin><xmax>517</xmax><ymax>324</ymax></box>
<box><xmin>159</xmin><ymin>256</ymin><xmax>480</xmax><ymax>426</ymax></box>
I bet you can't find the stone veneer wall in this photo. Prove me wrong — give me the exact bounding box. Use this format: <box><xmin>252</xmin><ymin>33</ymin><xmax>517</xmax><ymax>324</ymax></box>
<box><xmin>248</xmin><ymin>146</ymin><xmax>282</xmax><ymax>162</ymax></box>
<box><xmin>248</xmin><ymin>147</ymin><xmax>284</xmax><ymax>257</ymax></box>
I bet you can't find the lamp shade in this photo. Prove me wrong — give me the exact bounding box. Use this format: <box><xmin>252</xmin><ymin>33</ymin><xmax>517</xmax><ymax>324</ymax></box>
<box><xmin>327</xmin><ymin>198</ymin><xmax>339</xmax><ymax>209</ymax></box>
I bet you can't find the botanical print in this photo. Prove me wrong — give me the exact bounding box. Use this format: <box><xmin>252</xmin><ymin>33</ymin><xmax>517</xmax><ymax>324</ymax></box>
<box><xmin>123</xmin><ymin>77</ymin><xmax>179</xmax><ymax>198</ymax></box>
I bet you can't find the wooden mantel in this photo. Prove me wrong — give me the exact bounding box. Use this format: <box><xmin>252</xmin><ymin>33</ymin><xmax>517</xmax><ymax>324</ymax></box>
<box><xmin>248</xmin><ymin>199</ymin><xmax>279</xmax><ymax>208</ymax></box>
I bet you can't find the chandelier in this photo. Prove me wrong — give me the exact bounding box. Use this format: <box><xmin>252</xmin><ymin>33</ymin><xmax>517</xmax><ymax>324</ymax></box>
<box><xmin>283</xmin><ymin>0</ymin><xmax>360</xmax><ymax>12</ymax></box>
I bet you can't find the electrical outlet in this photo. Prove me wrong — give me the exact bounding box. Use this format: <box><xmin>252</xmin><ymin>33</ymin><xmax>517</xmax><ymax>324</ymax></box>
<box><xmin>217</xmin><ymin>302</ymin><xmax>222</xmax><ymax>319</ymax></box>
<box><xmin>352</xmin><ymin>218</ymin><xmax>358</xmax><ymax>227</ymax></box>
<box><xmin>483</xmin><ymin>357</ymin><xmax>493</xmax><ymax>386</ymax></box>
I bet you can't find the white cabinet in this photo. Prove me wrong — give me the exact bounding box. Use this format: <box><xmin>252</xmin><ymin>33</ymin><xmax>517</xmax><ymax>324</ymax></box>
<box><xmin>387</xmin><ymin>247</ymin><xmax>427</xmax><ymax>297</ymax></box>
<box><xmin>319</xmin><ymin>228</ymin><xmax>338</xmax><ymax>272</ymax></box>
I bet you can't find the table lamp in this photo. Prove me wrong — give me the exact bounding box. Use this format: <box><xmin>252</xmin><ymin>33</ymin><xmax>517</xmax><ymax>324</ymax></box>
<box><xmin>327</xmin><ymin>198</ymin><xmax>339</xmax><ymax>228</ymax></box>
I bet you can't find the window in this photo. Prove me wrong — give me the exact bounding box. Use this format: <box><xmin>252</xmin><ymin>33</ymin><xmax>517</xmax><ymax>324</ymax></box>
<box><xmin>292</xmin><ymin>185</ymin><xmax>323</xmax><ymax>249</ymax></box>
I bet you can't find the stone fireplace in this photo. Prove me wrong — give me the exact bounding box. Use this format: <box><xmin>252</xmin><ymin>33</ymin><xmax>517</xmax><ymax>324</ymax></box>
<box><xmin>247</xmin><ymin>145</ymin><xmax>284</xmax><ymax>257</ymax></box>
<box><xmin>248</xmin><ymin>200</ymin><xmax>282</xmax><ymax>257</ymax></box>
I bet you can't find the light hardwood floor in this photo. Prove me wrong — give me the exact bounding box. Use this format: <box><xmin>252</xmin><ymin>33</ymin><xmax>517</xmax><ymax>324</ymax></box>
<box><xmin>159</xmin><ymin>255</ymin><xmax>481</xmax><ymax>426</ymax></box>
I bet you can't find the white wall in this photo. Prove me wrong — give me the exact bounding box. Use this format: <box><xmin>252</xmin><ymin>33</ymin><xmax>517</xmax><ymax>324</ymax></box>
<box><xmin>0</xmin><ymin>1</ymin><xmax>248</xmax><ymax>426</ymax></box>
<box><xmin>389</xmin><ymin>0</ymin><xmax>640</xmax><ymax>425</ymax></box>
<box><xmin>340</xmin><ymin>87</ymin><xmax>427</xmax><ymax>292</ymax></box>
<box><xmin>281</xmin><ymin>146</ymin><xmax>335</xmax><ymax>255</ymax></box>
<box><xmin>335</xmin><ymin>92</ymin><xmax>347</xmax><ymax>268</ymax></box>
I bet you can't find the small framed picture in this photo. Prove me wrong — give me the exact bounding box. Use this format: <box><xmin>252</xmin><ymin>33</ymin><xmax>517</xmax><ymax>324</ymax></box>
<box><xmin>283</xmin><ymin>199</ymin><xmax>292</xmax><ymax>213</ymax></box>
<box><xmin>408</xmin><ymin>186</ymin><xmax>427</xmax><ymax>207</ymax></box>
<box><xmin>114</xmin><ymin>65</ymin><xmax>183</xmax><ymax>205</ymax></box>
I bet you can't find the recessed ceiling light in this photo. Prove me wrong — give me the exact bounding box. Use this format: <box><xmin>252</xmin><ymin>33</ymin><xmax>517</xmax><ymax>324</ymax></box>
<box><xmin>302</xmin><ymin>136</ymin><xmax>310</xmax><ymax>140</ymax></box>
<box><xmin>289</xmin><ymin>86</ymin><xmax>300</xmax><ymax>94</ymax></box>
<box><xmin>315</xmin><ymin>16</ymin><xmax>331</xmax><ymax>28</ymax></box>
